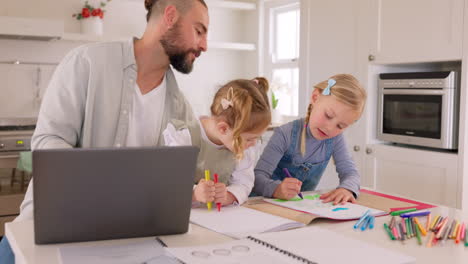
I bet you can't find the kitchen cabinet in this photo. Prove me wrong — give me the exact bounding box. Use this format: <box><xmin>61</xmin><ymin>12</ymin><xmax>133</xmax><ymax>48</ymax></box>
<box><xmin>0</xmin><ymin>63</ymin><xmax>56</xmax><ymax>118</ymax></box>
<box><xmin>0</xmin><ymin>193</ymin><xmax>24</xmax><ymax>236</ymax></box>
<box><xmin>205</xmin><ymin>0</ymin><xmax>257</xmax><ymax>51</ymax></box>
<box><xmin>364</xmin><ymin>144</ymin><xmax>458</xmax><ymax>208</ymax></box>
<box><xmin>300</xmin><ymin>0</ymin><xmax>369</xmax><ymax>190</ymax></box>
<box><xmin>368</xmin><ymin>0</ymin><xmax>464</xmax><ymax>64</ymax></box>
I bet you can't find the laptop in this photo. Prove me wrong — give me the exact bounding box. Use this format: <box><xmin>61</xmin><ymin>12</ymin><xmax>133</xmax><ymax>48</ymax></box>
<box><xmin>33</xmin><ymin>146</ymin><xmax>199</xmax><ymax>244</ymax></box>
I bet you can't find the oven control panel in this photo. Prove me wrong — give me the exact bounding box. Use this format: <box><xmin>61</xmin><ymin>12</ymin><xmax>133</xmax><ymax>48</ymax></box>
<box><xmin>0</xmin><ymin>137</ymin><xmax>31</xmax><ymax>151</ymax></box>
<box><xmin>380</xmin><ymin>79</ymin><xmax>450</xmax><ymax>89</ymax></box>
<box><xmin>379</xmin><ymin>71</ymin><xmax>456</xmax><ymax>89</ymax></box>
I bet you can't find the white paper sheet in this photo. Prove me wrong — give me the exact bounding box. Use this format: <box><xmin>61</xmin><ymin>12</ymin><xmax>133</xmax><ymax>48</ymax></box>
<box><xmin>167</xmin><ymin>227</ymin><xmax>416</xmax><ymax>264</ymax></box>
<box><xmin>59</xmin><ymin>239</ymin><xmax>178</xmax><ymax>264</ymax></box>
<box><xmin>190</xmin><ymin>205</ymin><xmax>305</xmax><ymax>238</ymax></box>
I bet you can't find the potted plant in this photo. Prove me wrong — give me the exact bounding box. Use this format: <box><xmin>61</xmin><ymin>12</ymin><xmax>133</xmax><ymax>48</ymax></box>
<box><xmin>271</xmin><ymin>91</ymin><xmax>281</xmax><ymax>124</ymax></box>
<box><xmin>73</xmin><ymin>0</ymin><xmax>112</xmax><ymax>35</ymax></box>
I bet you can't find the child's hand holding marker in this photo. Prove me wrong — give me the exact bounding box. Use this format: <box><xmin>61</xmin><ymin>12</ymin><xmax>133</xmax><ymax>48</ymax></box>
<box><xmin>273</xmin><ymin>177</ymin><xmax>302</xmax><ymax>200</ymax></box>
<box><xmin>213</xmin><ymin>180</ymin><xmax>235</xmax><ymax>206</ymax></box>
<box><xmin>193</xmin><ymin>178</ymin><xmax>215</xmax><ymax>204</ymax></box>
<box><xmin>194</xmin><ymin>171</ymin><xmax>238</xmax><ymax>209</ymax></box>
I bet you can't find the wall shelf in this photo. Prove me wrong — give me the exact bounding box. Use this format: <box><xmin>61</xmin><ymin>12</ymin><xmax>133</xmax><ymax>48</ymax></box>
<box><xmin>209</xmin><ymin>41</ymin><xmax>256</xmax><ymax>51</ymax></box>
<box><xmin>61</xmin><ymin>33</ymin><xmax>128</xmax><ymax>42</ymax></box>
<box><xmin>61</xmin><ymin>33</ymin><xmax>255</xmax><ymax>51</ymax></box>
<box><xmin>206</xmin><ymin>0</ymin><xmax>256</xmax><ymax>10</ymax></box>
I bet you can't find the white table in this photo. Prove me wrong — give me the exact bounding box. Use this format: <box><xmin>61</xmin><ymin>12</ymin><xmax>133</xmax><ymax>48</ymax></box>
<box><xmin>6</xmin><ymin>207</ymin><xmax>468</xmax><ymax>264</ymax></box>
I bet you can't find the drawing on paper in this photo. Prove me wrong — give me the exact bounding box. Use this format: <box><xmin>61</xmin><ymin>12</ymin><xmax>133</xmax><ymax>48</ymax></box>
<box><xmin>265</xmin><ymin>192</ymin><xmax>386</xmax><ymax>220</ymax></box>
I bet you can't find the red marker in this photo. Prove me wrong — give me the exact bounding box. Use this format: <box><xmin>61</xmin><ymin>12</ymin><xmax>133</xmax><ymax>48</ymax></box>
<box><xmin>214</xmin><ymin>173</ymin><xmax>221</xmax><ymax>212</ymax></box>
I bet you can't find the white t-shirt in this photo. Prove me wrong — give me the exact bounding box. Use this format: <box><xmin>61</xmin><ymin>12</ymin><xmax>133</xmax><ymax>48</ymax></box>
<box><xmin>126</xmin><ymin>76</ymin><xmax>167</xmax><ymax>146</ymax></box>
<box><xmin>162</xmin><ymin>116</ymin><xmax>260</xmax><ymax>205</ymax></box>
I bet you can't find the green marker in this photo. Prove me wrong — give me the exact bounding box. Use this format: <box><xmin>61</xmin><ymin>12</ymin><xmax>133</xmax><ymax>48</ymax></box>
<box><xmin>405</xmin><ymin>218</ymin><xmax>411</xmax><ymax>237</ymax></box>
<box><xmin>414</xmin><ymin>218</ymin><xmax>422</xmax><ymax>245</ymax></box>
<box><xmin>384</xmin><ymin>223</ymin><xmax>395</xmax><ymax>240</ymax></box>
<box><xmin>273</xmin><ymin>197</ymin><xmax>303</xmax><ymax>202</ymax></box>
<box><xmin>305</xmin><ymin>194</ymin><xmax>321</xmax><ymax>200</ymax></box>
<box><xmin>390</xmin><ymin>208</ymin><xmax>418</xmax><ymax>216</ymax></box>
<box><xmin>465</xmin><ymin>227</ymin><xmax>468</xmax><ymax>246</ymax></box>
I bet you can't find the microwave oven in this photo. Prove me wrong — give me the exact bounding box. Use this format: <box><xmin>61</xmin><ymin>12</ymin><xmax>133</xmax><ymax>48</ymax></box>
<box><xmin>377</xmin><ymin>71</ymin><xmax>459</xmax><ymax>150</ymax></box>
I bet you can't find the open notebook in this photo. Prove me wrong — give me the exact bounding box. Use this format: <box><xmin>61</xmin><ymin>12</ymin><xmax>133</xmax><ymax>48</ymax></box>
<box><xmin>190</xmin><ymin>205</ymin><xmax>305</xmax><ymax>239</ymax></box>
<box><xmin>263</xmin><ymin>193</ymin><xmax>387</xmax><ymax>220</ymax></box>
<box><xmin>264</xmin><ymin>194</ymin><xmax>387</xmax><ymax>220</ymax></box>
<box><xmin>167</xmin><ymin>226</ymin><xmax>415</xmax><ymax>264</ymax></box>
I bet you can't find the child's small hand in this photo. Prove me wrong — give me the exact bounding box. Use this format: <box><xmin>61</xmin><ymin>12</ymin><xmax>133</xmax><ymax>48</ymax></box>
<box><xmin>193</xmin><ymin>179</ymin><xmax>215</xmax><ymax>203</ymax></box>
<box><xmin>272</xmin><ymin>178</ymin><xmax>302</xmax><ymax>200</ymax></box>
<box><xmin>213</xmin><ymin>182</ymin><xmax>237</xmax><ymax>205</ymax></box>
<box><xmin>320</xmin><ymin>188</ymin><xmax>356</xmax><ymax>205</ymax></box>
<box><xmin>213</xmin><ymin>182</ymin><xmax>227</xmax><ymax>204</ymax></box>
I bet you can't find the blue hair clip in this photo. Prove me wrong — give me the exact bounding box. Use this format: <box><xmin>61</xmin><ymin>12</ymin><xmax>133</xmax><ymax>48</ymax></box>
<box><xmin>322</xmin><ymin>79</ymin><xmax>336</xmax><ymax>96</ymax></box>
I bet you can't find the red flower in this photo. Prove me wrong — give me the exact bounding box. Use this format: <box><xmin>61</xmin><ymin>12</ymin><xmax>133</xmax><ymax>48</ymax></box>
<box><xmin>82</xmin><ymin>8</ymin><xmax>90</xmax><ymax>18</ymax></box>
<box><xmin>73</xmin><ymin>1</ymin><xmax>111</xmax><ymax>20</ymax></box>
<box><xmin>91</xmin><ymin>9</ymin><xmax>99</xmax><ymax>17</ymax></box>
<box><xmin>97</xmin><ymin>8</ymin><xmax>104</xmax><ymax>19</ymax></box>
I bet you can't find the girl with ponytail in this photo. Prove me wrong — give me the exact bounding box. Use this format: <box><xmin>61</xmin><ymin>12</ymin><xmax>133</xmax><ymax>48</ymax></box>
<box><xmin>163</xmin><ymin>77</ymin><xmax>271</xmax><ymax>206</ymax></box>
<box><xmin>253</xmin><ymin>74</ymin><xmax>367</xmax><ymax>205</ymax></box>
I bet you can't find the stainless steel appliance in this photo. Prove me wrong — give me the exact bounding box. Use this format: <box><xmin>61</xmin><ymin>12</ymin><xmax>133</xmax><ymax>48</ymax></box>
<box><xmin>0</xmin><ymin>118</ymin><xmax>36</xmax><ymax>152</ymax></box>
<box><xmin>377</xmin><ymin>71</ymin><xmax>459</xmax><ymax>150</ymax></box>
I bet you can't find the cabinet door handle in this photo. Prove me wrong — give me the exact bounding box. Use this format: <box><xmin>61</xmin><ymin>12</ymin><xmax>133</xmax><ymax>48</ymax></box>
<box><xmin>353</xmin><ymin>145</ymin><xmax>360</xmax><ymax>152</ymax></box>
<box><xmin>366</xmin><ymin>148</ymin><xmax>373</xmax><ymax>154</ymax></box>
<box><xmin>368</xmin><ymin>54</ymin><xmax>375</xmax><ymax>61</ymax></box>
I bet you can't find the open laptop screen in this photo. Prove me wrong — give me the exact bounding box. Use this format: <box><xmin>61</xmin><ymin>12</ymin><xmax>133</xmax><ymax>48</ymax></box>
<box><xmin>33</xmin><ymin>146</ymin><xmax>199</xmax><ymax>244</ymax></box>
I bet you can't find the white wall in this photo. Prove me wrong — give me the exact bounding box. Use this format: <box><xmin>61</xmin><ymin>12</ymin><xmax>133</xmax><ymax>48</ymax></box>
<box><xmin>0</xmin><ymin>0</ymin><xmax>259</xmax><ymax>118</ymax></box>
<box><xmin>300</xmin><ymin>0</ymin><xmax>362</xmax><ymax>190</ymax></box>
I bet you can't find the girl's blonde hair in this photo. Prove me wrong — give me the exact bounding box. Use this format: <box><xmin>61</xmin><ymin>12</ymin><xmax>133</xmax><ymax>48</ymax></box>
<box><xmin>300</xmin><ymin>74</ymin><xmax>367</xmax><ymax>155</ymax></box>
<box><xmin>211</xmin><ymin>77</ymin><xmax>271</xmax><ymax>160</ymax></box>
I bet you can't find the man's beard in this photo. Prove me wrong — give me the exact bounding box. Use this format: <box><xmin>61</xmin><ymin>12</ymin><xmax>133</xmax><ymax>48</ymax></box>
<box><xmin>160</xmin><ymin>23</ymin><xmax>200</xmax><ymax>74</ymax></box>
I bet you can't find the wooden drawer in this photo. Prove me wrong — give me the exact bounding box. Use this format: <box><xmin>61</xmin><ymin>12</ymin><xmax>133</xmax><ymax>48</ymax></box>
<box><xmin>1</xmin><ymin>215</ymin><xmax>17</xmax><ymax>237</ymax></box>
<box><xmin>0</xmin><ymin>193</ymin><xmax>24</xmax><ymax>215</ymax></box>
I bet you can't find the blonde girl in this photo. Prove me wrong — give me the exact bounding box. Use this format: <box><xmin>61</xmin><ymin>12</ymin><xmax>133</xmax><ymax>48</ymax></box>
<box><xmin>163</xmin><ymin>77</ymin><xmax>271</xmax><ymax>205</ymax></box>
<box><xmin>253</xmin><ymin>74</ymin><xmax>366</xmax><ymax>205</ymax></box>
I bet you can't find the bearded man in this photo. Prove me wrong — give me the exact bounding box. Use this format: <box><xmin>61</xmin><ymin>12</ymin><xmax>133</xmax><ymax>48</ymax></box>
<box><xmin>0</xmin><ymin>1</ymin><xmax>209</xmax><ymax>262</ymax></box>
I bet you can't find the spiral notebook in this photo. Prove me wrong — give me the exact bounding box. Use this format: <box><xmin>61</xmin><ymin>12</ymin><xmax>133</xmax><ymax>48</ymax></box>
<box><xmin>167</xmin><ymin>227</ymin><xmax>415</xmax><ymax>264</ymax></box>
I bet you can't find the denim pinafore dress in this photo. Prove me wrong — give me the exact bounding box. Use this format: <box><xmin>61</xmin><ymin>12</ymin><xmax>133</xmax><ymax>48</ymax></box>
<box><xmin>271</xmin><ymin>119</ymin><xmax>334</xmax><ymax>191</ymax></box>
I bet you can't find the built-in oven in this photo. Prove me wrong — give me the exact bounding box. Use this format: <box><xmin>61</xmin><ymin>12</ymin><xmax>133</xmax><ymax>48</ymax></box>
<box><xmin>377</xmin><ymin>71</ymin><xmax>459</xmax><ymax>150</ymax></box>
<box><xmin>0</xmin><ymin>118</ymin><xmax>36</xmax><ymax>152</ymax></box>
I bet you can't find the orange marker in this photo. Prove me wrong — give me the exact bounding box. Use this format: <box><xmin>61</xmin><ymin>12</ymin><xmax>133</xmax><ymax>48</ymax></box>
<box><xmin>414</xmin><ymin>217</ymin><xmax>427</xmax><ymax>236</ymax></box>
<box><xmin>455</xmin><ymin>222</ymin><xmax>462</xmax><ymax>244</ymax></box>
<box><xmin>214</xmin><ymin>173</ymin><xmax>221</xmax><ymax>212</ymax></box>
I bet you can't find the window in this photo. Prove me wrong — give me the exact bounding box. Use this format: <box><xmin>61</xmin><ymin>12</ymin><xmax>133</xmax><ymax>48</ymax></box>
<box><xmin>264</xmin><ymin>0</ymin><xmax>300</xmax><ymax>117</ymax></box>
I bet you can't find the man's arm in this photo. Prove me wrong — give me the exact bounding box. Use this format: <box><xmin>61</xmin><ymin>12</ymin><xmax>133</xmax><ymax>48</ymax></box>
<box><xmin>32</xmin><ymin>47</ymin><xmax>89</xmax><ymax>150</ymax></box>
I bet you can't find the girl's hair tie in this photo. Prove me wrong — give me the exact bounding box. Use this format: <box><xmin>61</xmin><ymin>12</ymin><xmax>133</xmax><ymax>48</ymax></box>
<box><xmin>322</xmin><ymin>79</ymin><xmax>336</xmax><ymax>95</ymax></box>
<box><xmin>221</xmin><ymin>86</ymin><xmax>234</xmax><ymax>110</ymax></box>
